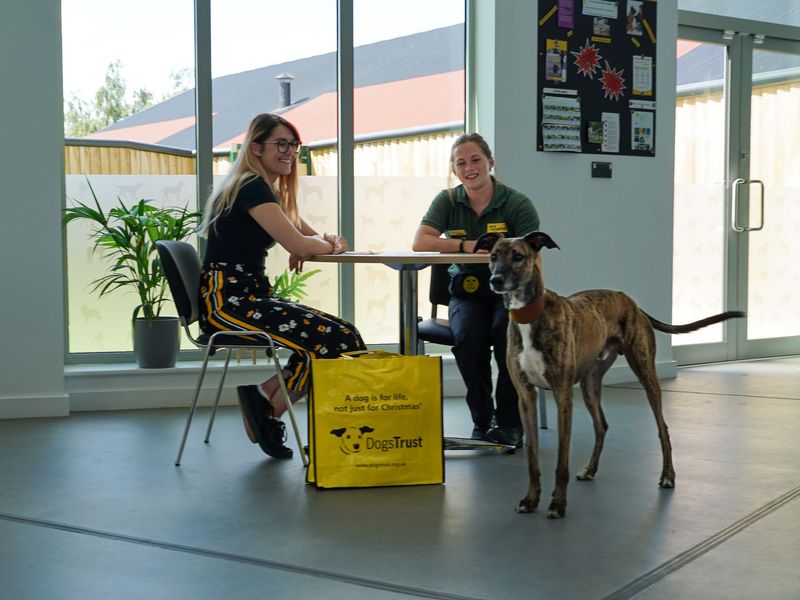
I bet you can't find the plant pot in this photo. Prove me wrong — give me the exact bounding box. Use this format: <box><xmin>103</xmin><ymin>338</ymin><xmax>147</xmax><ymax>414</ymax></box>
<box><xmin>133</xmin><ymin>317</ymin><xmax>180</xmax><ymax>368</ymax></box>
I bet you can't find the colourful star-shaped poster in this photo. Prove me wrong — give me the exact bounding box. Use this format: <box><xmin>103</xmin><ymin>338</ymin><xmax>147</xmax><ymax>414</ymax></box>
<box><xmin>600</xmin><ymin>61</ymin><xmax>626</xmax><ymax>101</ymax></box>
<box><xmin>571</xmin><ymin>39</ymin><xmax>602</xmax><ymax>79</ymax></box>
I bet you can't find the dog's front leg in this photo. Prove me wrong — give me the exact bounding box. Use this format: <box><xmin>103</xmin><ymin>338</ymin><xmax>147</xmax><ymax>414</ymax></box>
<box><xmin>515</xmin><ymin>382</ymin><xmax>541</xmax><ymax>513</ymax></box>
<box><xmin>548</xmin><ymin>385</ymin><xmax>573</xmax><ymax>518</ymax></box>
<box><xmin>506</xmin><ymin>327</ymin><xmax>541</xmax><ymax>514</ymax></box>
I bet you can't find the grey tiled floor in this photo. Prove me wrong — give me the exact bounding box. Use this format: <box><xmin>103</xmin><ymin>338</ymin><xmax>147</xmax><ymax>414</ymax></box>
<box><xmin>1</xmin><ymin>358</ymin><xmax>799</xmax><ymax>599</ymax></box>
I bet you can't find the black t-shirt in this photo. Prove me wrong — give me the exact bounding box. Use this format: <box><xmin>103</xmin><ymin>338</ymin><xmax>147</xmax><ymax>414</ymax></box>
<box><xmin>203</xmin><ymin>176</ymin><xmax>278</xmax><ymax>269</ymax></box>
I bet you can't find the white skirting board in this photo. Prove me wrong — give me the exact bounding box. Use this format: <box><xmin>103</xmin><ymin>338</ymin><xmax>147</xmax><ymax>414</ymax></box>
<box><xmin>0</xmin><ymin>394</ymin><xmax>70</xmax><ymax>419</ymax></box>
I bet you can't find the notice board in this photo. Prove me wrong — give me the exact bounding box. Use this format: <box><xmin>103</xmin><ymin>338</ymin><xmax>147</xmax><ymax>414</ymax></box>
<box><xmin>537</xmin><ymin>0</ymin><xmax>657</xmax><ymax>156</ymax></box>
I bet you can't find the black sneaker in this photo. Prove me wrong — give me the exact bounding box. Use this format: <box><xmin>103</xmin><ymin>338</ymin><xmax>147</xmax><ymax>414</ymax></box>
<box><xmin>470</xmin><ymin>416</ymin><xmax>496</xmax><ymax>440</ymax></box>
<box><xmin>485</xmin><ymin>425</ymin><xmax>524</xmax><ymax>448</ymax></box>
<box><xmin>259</xmin><ymin>417</ymin><xmax>293</xmax><ymax>460</ymax></box>
<box><xmin>236</xmin><ymin>385</ymin><xmax>293</xmax><ymax>460</ymax></box>
<box><xmin>471</xmin><ymin>424</ymin><xmax>490</xmax><ymax>440</ymax></box>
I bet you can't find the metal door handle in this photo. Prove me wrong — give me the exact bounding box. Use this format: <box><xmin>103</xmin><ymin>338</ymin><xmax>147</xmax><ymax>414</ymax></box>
<box><xmin>731</xmin><ymin>178</ymin><xmax>765</xmax><ymax>232</ymax></box>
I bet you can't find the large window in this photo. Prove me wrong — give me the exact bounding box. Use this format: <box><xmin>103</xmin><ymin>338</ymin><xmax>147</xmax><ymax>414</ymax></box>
<box><xmin>353</xmin><ymin>1</ymin><xmax>465</xmax><ymax>344</ymax></box>
<box><xmin>62</xmin><ymin>0</ymin><xmax>466</xmax><ymax>358</ymax></box>
<box><xmin>210</xmin><ymin>0</ymin><xmax>341</xmax><ymax>319</ymax></box>
<box><xmin>62</xmin><ymin>0</ymin><xmax>195</xmax><ymax>355</ymax></box>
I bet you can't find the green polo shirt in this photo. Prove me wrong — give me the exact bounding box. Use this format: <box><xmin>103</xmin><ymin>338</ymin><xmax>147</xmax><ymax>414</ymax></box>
<box><xmin>420</xmin><ymin>180</ymin><xmax>540</xmax><ymax>275</ymax></box>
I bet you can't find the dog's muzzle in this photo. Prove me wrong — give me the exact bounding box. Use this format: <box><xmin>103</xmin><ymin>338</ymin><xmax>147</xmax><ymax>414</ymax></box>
<box><xmin>489</xmin><ymin>274</ymin><xmax>505</xmax><ymax>292</ymax></box>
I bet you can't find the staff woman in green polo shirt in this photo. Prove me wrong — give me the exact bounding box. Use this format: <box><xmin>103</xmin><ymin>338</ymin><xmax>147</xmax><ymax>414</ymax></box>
<box><xmin>412</xmin><ymin>133</ymin><xmax>540</xmax><ymax>447</ymax></box>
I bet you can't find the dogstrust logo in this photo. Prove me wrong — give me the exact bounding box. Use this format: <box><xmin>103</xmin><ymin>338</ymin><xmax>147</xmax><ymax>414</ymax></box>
<box><xmin>329</xmin><ymin>391</ymin><xmax>426</xmax><ymax>456</ymax></box>
<box><xmin>329</xmin><ymin>425</ymin><xmax>425</xmax><ymax>455</ymax></box>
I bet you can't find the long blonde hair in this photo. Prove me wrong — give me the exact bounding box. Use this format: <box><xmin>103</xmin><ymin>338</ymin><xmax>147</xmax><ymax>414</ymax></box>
<box><xmin>201</xmin><ymin>113</ymin><xmax>301</xmax><ymax>235</ymax></box>
<box><xmin>447</xmin><ymin>132</ymin><xmax>495</xmax><ymax>204</ymax></box>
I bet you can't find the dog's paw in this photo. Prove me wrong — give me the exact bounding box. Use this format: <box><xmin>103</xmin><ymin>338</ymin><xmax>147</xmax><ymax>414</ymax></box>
<box><xmin>659</xmin><ymin>476</ymin><xmax>675</xmax><ymax>489</ymax></box>
<box><xmin>516</xmin><ymin>498</ymin><xmax>538</xmax><ymax>513</ymax></box>
<box><xmin>546</xmin><ymin>501</ymin><xmax>566</xmax><ymax>519</ymax></box>
<box><xmin>576</xmin><ymin>468</ymin><xmax>595</xmax><ymax>481</ymax></box>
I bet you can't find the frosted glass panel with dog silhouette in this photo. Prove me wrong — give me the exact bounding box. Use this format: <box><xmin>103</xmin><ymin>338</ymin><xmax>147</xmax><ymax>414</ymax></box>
<box><xmin>65</xmin><ymin>175</ymin><xmax>199</xmax><ymax>354</ymax></box>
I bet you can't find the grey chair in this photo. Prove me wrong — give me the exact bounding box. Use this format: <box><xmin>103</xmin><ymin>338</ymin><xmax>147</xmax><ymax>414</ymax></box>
<box><xmin>155</xmin><ymin>240</ymin><xmax>306</xmax><ymax>466</ymax></box>
<box><xmin>416</xmin><ymin>263</ymin><xmax>548</xmax><ymax>429</ymax></box>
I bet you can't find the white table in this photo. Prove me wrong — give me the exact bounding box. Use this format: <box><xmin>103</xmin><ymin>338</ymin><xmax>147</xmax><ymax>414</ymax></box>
<box><xmin>308</xmin><ymin>251</ymin><xmax>489</xmax><ymax>355</ymax></box>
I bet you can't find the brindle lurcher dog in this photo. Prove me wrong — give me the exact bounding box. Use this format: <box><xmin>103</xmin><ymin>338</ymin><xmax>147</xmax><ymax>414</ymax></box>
<box><xmin>475</xmin><ymin>231</ymin><xmax>745</xmax><ymax>519</ymax></box>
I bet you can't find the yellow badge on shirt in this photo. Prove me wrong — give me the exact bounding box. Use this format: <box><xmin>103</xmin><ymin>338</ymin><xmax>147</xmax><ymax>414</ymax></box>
<box><xmin>462</xmin><ymin>275</ymin><xmax>481</xmax><ymax>293</ymax></box>
<box><xmin>486</xmin><ymin>223</ymin><xmax>509</xmax><ymax>233</ymax></box>
<box><xmin>448</xmin><ymin>229</ymin><xmax>467</xmax><ymax>238</ymax></box>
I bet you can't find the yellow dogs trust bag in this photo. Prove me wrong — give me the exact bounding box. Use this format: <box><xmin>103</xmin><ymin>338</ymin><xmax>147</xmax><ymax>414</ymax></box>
<box><xmin>306</xmin><ymin>352</ymin><xmax>444</xmax><ymax>488</ymax></box>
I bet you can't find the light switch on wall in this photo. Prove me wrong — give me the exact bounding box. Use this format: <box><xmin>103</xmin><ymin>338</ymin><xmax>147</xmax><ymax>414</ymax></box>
<box><xmin>591</xmin><ymin>162</ymin><xmax>612</xmax><ymax>178</ymax></box>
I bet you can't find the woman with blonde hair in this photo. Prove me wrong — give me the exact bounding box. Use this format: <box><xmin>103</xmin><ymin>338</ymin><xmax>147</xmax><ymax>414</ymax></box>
<box><xmin>200</xmin><ymin>113</ymin><xmax>365</xmax><ymax>459</ymax></box>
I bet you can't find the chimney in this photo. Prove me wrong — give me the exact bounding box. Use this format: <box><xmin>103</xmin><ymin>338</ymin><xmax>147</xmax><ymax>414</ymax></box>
<box><xmin>275</xmin><ymin>72</ymin><xmax>295</xmax><ymax>108</ymax></box>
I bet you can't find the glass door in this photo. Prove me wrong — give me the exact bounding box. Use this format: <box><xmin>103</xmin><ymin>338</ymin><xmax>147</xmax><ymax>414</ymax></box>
<box><xmin>673</xmin><ymin>24</ymin><xmax>800</xmax><ymax>364</ymax></box>
<box><xmin>740</xmin><ymin>40</ymin><xmax>800</xmax><ymax>357</ymax></box>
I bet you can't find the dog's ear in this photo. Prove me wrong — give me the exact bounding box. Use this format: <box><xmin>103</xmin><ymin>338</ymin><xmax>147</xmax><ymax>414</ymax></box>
<box><xmin>330</xmin><ymin>427</ymin><xmax>346</xmax><ymax>438</ymax></box>
<box><xmin>474</xmin><ymin>232</ymin><xmax>503</xmax><ymax>252</ymax></box>
<box><xmin>359</xmin><ymin>425</ymin><xmax>375</xmax><ymax>434</ymax></box>
<box><xmin>524</xmin><ymin>231</ymin><xmax>560</xmax><ymax>252</ymax></box>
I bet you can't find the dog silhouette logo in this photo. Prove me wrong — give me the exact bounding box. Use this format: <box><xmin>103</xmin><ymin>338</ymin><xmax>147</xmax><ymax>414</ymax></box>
<box><xmin>330</xmin><ymin>426</ymin><xmax>374</xmax><ymax>455</ymax></box>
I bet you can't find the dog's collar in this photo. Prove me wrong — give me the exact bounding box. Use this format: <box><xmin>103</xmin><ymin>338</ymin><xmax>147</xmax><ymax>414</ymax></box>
<box><xmin>509</xmin><ymin>296</ymin><xmax>546</xmax><ymax>324</ymax></box>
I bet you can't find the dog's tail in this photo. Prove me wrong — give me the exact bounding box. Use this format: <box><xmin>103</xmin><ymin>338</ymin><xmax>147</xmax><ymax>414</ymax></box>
<box><xmin>644</xmin><ymin>310</ymin><xmax>746</xmax><ymax>334</ymax></box>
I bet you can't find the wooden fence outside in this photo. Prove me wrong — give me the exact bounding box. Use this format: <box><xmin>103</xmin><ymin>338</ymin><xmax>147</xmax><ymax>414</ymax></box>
<box><xmin>64</xmin><ymin>141</ymin><xmax>229</xmax><ymax>175</ymax></box>
<box><xmin>64</xmin><ymin>127</ymin><xmax>463</xmax><ymax>178</ymax></box>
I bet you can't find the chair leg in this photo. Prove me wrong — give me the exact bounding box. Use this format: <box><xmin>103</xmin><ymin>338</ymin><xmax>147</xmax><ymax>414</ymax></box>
<box><xmin>204</xmin><ymin>348</ymin><xmax>233</xmax><ymax>443</ymax></box>
<box><xmin>175</xmin><ymin>347</ymin><xmax>214</xmax><ymax>466</ymax></box>
<box><xmin>270</xmin><ymin>352</ymin><xmax>308</xmax><ymax>466</ymax></box>
<box><xmin>537</xmin><ymin>388</ymin><xmax>548</xmax><ymax>429</ymax></box>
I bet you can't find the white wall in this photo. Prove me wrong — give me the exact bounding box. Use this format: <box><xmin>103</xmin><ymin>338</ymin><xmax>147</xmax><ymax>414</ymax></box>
<box><xmin>0</xmin><ymin>1</ymin><xmax>69</xmax><ymax>417</ymax></box>
<box><xmin>475</xmin><ymin>0</ymin><xmax>679</xmax><ymax>378</ymax></box>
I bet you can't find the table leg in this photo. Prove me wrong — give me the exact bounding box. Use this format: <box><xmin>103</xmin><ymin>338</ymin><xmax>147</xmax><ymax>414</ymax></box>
<box><xmin>399</xmin><ymin>268</ymin><xmax>418</xmax><ymax>355</ymax></box>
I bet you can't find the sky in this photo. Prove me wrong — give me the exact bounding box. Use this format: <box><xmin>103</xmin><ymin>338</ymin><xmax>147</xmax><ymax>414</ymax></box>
<box><xmin>61</xmin><ymin>0</ymin><xmax>464</xmax><ymax>103</ymax></box>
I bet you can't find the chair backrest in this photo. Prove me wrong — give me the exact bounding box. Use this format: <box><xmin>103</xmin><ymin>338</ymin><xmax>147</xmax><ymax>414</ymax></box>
<box><xmin>156</xmin><ymin>240</ymin><xmax>202</xmax><ymax>326</ymax></box>
<box><xmin>428</xmin><ymin>263</ymin><xmax>452</xmax><ymax>316</ymax></box>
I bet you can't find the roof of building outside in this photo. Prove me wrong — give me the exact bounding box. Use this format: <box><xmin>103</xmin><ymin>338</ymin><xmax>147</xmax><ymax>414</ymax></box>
<box><xmin>677</xmin><ymin>42</ymin><xmax>800</xmax><ymax>90</ymax></box>
<box><xmin>89</xmin><ymin>24</ymin><xmax>465</xmax><ymax>151</ymax></box>
<box><xmin>84</xmin><ymin>20</ymin><xmax>800</xmax><ymax>150</ymax></box>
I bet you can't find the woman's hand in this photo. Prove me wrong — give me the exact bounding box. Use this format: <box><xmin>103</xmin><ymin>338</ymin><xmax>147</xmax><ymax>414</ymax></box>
<box><xmin>323</xmin><ymin>233</ymin><xmax>348</xmax><ymax>254</ymax></box>
<box><xmin>470</xmin><ymin>240</ymin><xmax>491</xmax><ymax>254</ymax></box>
<box><xmin>289</xmin><ymin>254</ymin><xmax>305</xmax><ymax>272</ymax></box>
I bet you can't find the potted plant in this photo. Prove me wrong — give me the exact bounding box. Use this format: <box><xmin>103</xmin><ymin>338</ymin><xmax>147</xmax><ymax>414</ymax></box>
<box><xmin>63</xmin><ymin>180</ymin><xmax>201</xmax><ymax>368</ymax></box>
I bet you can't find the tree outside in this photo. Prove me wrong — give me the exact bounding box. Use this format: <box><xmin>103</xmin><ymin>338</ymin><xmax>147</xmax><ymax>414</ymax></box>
<box><xmin>64</xmin><ymin>61</ymin><xmax>193</xmax><ymax>137</ymax></box>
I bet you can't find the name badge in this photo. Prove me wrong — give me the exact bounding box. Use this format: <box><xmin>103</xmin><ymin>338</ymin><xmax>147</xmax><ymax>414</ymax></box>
<box><xmin>448</xmin><ymin>229</ymin><xmax>467</xmax><ymax>238</ymax></box>
<box><xmin>486</xmin><ymin>223</ymin><xmax>508</xmax><ymax>233</ymax></box>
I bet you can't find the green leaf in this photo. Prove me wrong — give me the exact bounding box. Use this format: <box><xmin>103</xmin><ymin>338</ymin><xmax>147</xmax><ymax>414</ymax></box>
<box><xmin>271</xmin><ymin>269</ymin><xmax>321</xmax><ymax>301</ymax></box>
